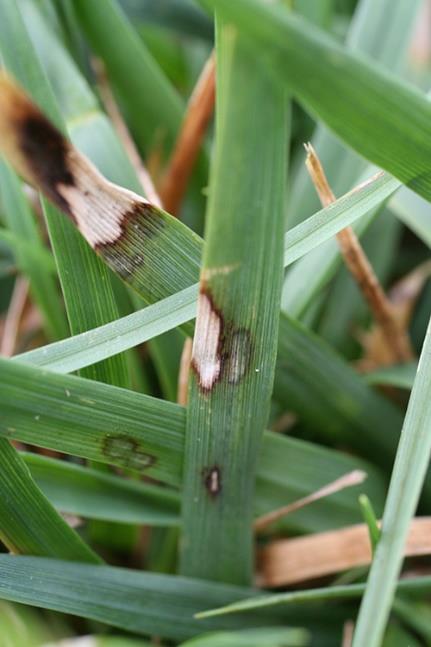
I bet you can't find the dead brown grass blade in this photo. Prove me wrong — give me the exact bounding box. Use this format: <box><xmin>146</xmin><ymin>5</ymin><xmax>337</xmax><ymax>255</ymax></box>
<box><xmin>254</xmin><ymin>470</ymin><xmax>367</xmax><ymax>532</ymax></box>
<box><xmin>259</xmin><ymin>517</ymin><xmax>431</xmax><ymax>587</ymax></box>
<box><xmin>159</xmin><ymin>52</ymin><xmax>216</xmax><ymax>215</ymax></box>
<box><xmin>305</xmin><ymin>142</ymin><xmax>413</xmax><ymax>364</ymax></box>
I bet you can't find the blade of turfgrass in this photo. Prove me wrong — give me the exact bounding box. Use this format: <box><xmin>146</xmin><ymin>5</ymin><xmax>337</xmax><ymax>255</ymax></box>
<box><xmin>180</xmin><ymin>16</ymin><xmax>288</xmax><ymax>585</ymax></box>
<box><xmin>287</xmin><ymin>0</ymin><xmax>422</xmax><ymax>227</ymax></box>
<box><xmin>0</xmin><ymin>72</ymin><xmax>202</xmax><ymax>323</ymax></box>
<box><xmin>0</xmin><ymin>440</ymin><xmax>99</xmax><ymax>563</ymax></box>
<box><xmin>0</xmin><ymin>59</ymin><xmax>399</xmax><ymax>338</ymax></box>
<box><xmin>22</xmin><ymin>453</ymin><xmax>180</xmax><ymax>527</ymax></box>
<box><xmin>178</xmin><ymin>627</ymin><xmax>309</xmax><ymax>647</ymax></box>
<box><xmin>199</xmin><ymin>0</ymin><xmax>431</xmax><ymax>204</ymax></box>
<box><xmin>11</xmin><ymin>171</ymin><xmax>399</xmax><ymax>385</ymax></box>
<box><xmin>352</xmin><ymin>320</ymin><xmax>431</xmax><ymax>644</ymax></box>
<box><xmin>274</xmin><ymin>314</ymin><xmax>404</xmax><ymax>470</ymax></box>
<box><xmin>0</xmin><ymin>555</ymin><xmax>342</xmax><ymax>641</ymax></box>
<box><xmin>0</xmin><ymin>161</ymin><xmax>67</xmax><ymax>340</ymax></box>
<box><xmin>0</xmin><ymin>0</ymin><xmax>129</xmax><ymax>388</ymax></box>
<box><xmin>117</xmin><ymin>0</ymin><xmax>214</xmax><ymax>41</ymax></box>
<box><xmin>195</xmin><ymin>577</ymin><xmax>431</xmax><ymax>618</ymax></box>
<box><xmin>0</xmin><ymin>357</ymin><xmax>387</xmax><ymax>533</ymax></box>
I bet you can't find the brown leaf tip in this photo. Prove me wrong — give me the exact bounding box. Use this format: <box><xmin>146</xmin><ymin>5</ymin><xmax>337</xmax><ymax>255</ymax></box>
<box><xmin>203</xmin><ymin>465</ymin><xmax>221</xmax><ymax>497</ymax></box>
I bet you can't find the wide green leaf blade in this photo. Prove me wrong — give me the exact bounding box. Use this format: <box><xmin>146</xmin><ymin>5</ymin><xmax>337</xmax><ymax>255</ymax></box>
<box><xmin>0</xmin><ymin>555</ymin><xmax>336</xmax><ymax>640</ymax></box>
<box><xmin>180</xmin><ymin>12</ymin><xmax>288</xmax><ymax>584</ymax></box>
<box><xmin>200</xmin><ymin>0</ymin><xmax>431</xmax><ymax>203</ymax></box>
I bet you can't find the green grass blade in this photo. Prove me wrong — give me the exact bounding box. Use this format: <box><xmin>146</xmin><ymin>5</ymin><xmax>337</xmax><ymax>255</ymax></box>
<box><xmin>287</xmin><ymin>0</ymin><xmax>421</xmax><ymax>227</ymax></box>
<box><xmin>22</xmin><ymin>453</ymin><xmax>180</xmax><ymax>526</ymax></box>
<box><xmin>0</xmin><ymin>0</ymin><xmax>129</xmax><ymax>387</ymax></box>
<box><xmin>0</xmin><ymin>555</ymin><xmax>326</xmax><ymax>640</ymax></box>
<box><xmin>200</xmin><ymin>0</ymin><xmax>431</xmax><ymax>203</ymax></box>
<box><xmin>0</xmin><ymin>161</ymin><xmax>67</xmax><ymax>340</ymax></box>
<box><xmin>180</xmin><ymin>15</ymin><xmax>287</xmax><ymax>584</ymax></box>
<box><xmin>195</xmin><ymin>577</ymin><xmax>431</xmax><ymax>618</ymax></box>
<box><xmin>13</xmin><ymin>169</ymin><xmax>397</xmax><ymax>375</ymax></box>
<box><xmin>352</xmin><ymin>321</ymin><xmax>431</xmax><ymax>644</ymax></box>
<box><xmin>274</xmin><ymin>314</ymin><xmax>403</xmax><ymax>467</ymax></box>
<box><xmin>118</xmin><ymin>0</ymin><xmax>213</xmax><ymax>40</ymax></box>
<box><xmin>0</xmin><ymin>439</ymin><xmax>100</xmax><ymax>563</ymax></box>
<box><xmin>365</xmin><ymin>363</ymin><xmax>417</xmax><ymax>390</ymax></box>
<box><xmin>390</xmin><ymin>188</ymin><xmax>431</xmax><ymax>249</ymax></box>
<box><xmin>0</xmin><ymin>356</ymin><xmax>385</xmax><ymax>532</ymax></box>
<box><xmin>0</xmin><ymin>356</ymin><xmax>185</xmax><ymax>486</ymax></box>
<box><xmin>72</xmin><ymin>0</ymin><xmax>183</xmax><ymax>156</ymax></box>
<box><xmin>179</xmin><ymin>627</ymin><xmax>309</xmax><ymax>647</ymax></box>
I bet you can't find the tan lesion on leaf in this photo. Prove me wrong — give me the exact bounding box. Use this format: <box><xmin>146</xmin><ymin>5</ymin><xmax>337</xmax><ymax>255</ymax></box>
<box><xmin>191</xmin><ymin>289</ymin><xmax>223</xmax><ymax>392</ymax></box>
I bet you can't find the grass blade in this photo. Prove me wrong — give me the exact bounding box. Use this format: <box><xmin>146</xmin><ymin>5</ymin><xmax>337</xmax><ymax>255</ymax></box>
<box><xmin>22</xmin><ymin>453</ymin><xmax>180</xmax><ymax>526</ymax></box>
<box><xmin>180</xmin><ymin>15</ymin><xmax>287</xmax><ymax>584</ymax></box>
<box><xmin>352</xmin><ymin>321</ymin><xmax>431</xmax><ymax>644</ymax></box>
<box><xmin>200</xmin><ymin>0</ymin><xmax>431</xmax><ymax>203</ymax></box>
<box><xmin>0</xmin><ymin>555</ymin><xmax>328</xmax><ymax>640</ymax></box>
<box><xmin>0</xmin><ymin>439</ymin><xmax>99</xmax><ymax>563</ymax></box>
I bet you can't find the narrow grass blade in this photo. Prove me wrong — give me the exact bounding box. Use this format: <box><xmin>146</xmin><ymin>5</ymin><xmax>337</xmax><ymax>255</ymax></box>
<box><xmin>0</xmin><ymin>72</ymin><xmax>202</xmax><ymax>316</ymax></box>
<box><xmin>118</xmin><ymin>0</ymin><xmax>213</xmax><ymax>40</ymax></box>
<box><xmin>390</xmin><ymin>188</ymin><xmax>431</xmax><ymax>249</ymax></box>
<box><xmin>287</xmin><ymin>0</ymin><xmax>421</xmax><ymax>227</ymax></box>
<box><xmin>365</xmin><ymin>363</ymin><xmax>417</xmax><ymax>390</ymax></box>
<box><xmin>0</xmin><ymin>439</ymin><xmax>99</xmax><ymax>563</ymax></box>
<box><xmin>179</xmin><ymin>627</ymin><xmax>309</xmax><ymax>646</ymax></box>
<box><xmin>353</xmin><ymin>321</ymin><xmax>431</xmax><ymax>644</ymax></box>
<box><xmin>14</xmin><ymin>169</ymin><xmax>398</xmax><ymax>375</ymax></box>
<box><xmin>22</xmin><ymin>453</ymin><xmax>180</xmax><ymax>526</ymax></box>
<box><xmin>180</xmin><ymin>16</ymin><xmax>287</xmax><ymax>584</ymax></box>
<box><xmin>0</xmin><ymin>555</ymin><xmax>329</xmax><ymax>640</ymax></box>
<box><xmin>200</xmin><ymin>0</ymin><xmax>431</xmax><ymax>203</ymax></box>
<box><xmin>274</xmin><ymin>314</ymin><xmax>403</xmax><ymax>467</ymax></box>
<box><xmin>195</xmin><ymin>577</ymin><xmax>431</xmax><ymax>618</ymax></box>
<box><xmin>0</xmin><ymin>161</ymin><xmax>67</xmax><ymax>340</ymax></box>
<box><xmin>0</xmin><ymin>0</ymin><xmax>129</xmax><ymax>387</ymax></box>
<box><xmin>0</xmin><ymin>355</ymin><xmax>385</xmax><ymax>532</ymax></box>
<box><xmin>0</xmin><ymin>356</ymin><xmax>185</xmax><ymax>486</ymax></box>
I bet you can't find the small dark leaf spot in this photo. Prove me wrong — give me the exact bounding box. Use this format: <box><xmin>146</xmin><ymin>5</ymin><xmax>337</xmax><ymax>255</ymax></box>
<box><xmin>102</xmin><ymin>434</ymin><xmax>156</xmax><ymax>471</ymax></box>
<box><xmin>203</xmin><ymin>465</ymin><xmax>221</xmax><ymax>497</ymax></box>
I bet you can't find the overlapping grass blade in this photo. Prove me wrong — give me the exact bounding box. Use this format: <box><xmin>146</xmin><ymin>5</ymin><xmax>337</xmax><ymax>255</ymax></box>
<box><xmin>200</xmin><ymin>0</ymin><xmax>431</xmax><ymax>203</ymax></box>
<box><xmin>0</xmin><ymin>439</ymin><xmax>99</xmax><ymax>562</ymax></box>
<box><xmin>118</xmin><ymin>0</ymin><xmax>213</xmax><ymax>41</ymax></box>
<box><xmin>0</xmin><ymin>356</ymin><xmax>185</xmax><ymax>486</ymax></box>
<box><xmin>274</xmin><ymin>314</ymin><xmax>403</xmax><ymax>467</ymax></box>
<box><xmin>287</xmin><ymin>0</ymin><xmax>422</xmax><ymax>227</ymax></box>
<box><xmin>0</xmin><ymin>0</ymin><xmax>129</xmax><ymax>387</ymax></box>
<box><xmin>14</xmin><ymin>171</ymin><xmax>398</xmax><ymax>377</ymax></box>
<box><xmin>0</xmin><ymin>356</ymin><xmax>386</xmax><ymax>532</ymax></box>
<box><xmin>0</xmin><ymin>555</ymin><xmax>339</xmax><ymax>640</ymax></box>
<box><xmin>180</xmin><ymin>14</ymin><xmax>287</xmax><ymax>584</ymax></box>
<box><xmin>353</xmin><ymin>320</ymin><xmax>431</xmax><ymax>644</ymax></box>
<box><xmin>195</xmin><ymin>577</ymin><xmax>431</xmax><ymax>618</ymax></box>
<box><xmin>390</xmin><ymin>188</ymin><xmax>431</xmax><ymax>249</ymax></box>
<box><xmin>0</xmin><ymin>161</ymin><xmax>67</xmax><ymax>340</ymax></box>
<box><xmin>22</xmin><ymin>453</ymin><xmax>180</xmax><ymax>526</ymax></box>
<box><xmin>179</xmin><ymin>627</ymin><xmax>309</xmax><ymax>647</ymax></box>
